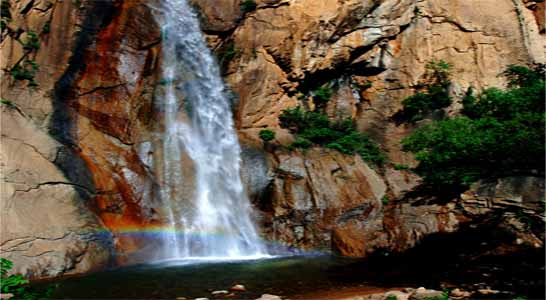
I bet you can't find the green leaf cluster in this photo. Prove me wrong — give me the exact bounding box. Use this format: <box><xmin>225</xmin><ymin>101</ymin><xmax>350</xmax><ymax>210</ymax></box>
<box><xmin>1</xmin><ymin>258</ymin><xmax>57</xmax><ymax>299</ymax></box>
<box><xmin>240</xmin><ymin>0</ymin><xmax>257</xmax><ymax>13</ymax></box>
<box><xmin>279</xmin><ymin>106</ymin><xmax>385</xmax><ymax>166</ymax></box>
<box><xmin>313</xmin><ymin>85</ymin><xmax>333</xmax><ymax>109</ymax></box>
<box><xmin>10</xmin><ymin>59</ymin><xmax>39</xmax><ymax>87</ymax></box>
<box><xmin>21</xmin><ymin>30</ymin><xmax>40</xmax><ymax>51</ymax></box>
<box><xmin>1</xmin><ymin>0</ymin><xmax>11</xmax><ymax>32</ymax></box>
<box><xmin>402</xmin><ymin>65</ymin><xmax>545</xmax><ymax>191</ymax></box>
<box><xmin>259</xmin><ymin>129</ymin><xmax>276</xmax><ymax>142</ymax></box>
<box><xmin>1</xmin><ymin>98</ymin><xmax>14</xmax><ymax>107</ymax></box>
<box><xmin>400</xmin><ymin>60</ymin><xmax>453</xmax><ymax>122</ymax></box>
<box><xmin>42</xmin><ymin>21</ymin><xmax>51</xmax><ymax>34</ymax></box>
<box><xmin>219</xmin><ymin>42</ymin><xmax>238</xmax><ymax>64</ymax></box>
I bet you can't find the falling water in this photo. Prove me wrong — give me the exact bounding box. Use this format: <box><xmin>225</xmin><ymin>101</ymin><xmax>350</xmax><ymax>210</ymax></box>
<box><xmin>151</xmin><ymin>0</ymin><xmax>267</xmax><ymax>258</ymax></box>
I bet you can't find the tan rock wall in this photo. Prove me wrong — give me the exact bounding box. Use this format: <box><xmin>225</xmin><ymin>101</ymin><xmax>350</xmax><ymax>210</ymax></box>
<box><xmin>0</xmin><ymin>106</ymin><xmax>112</xmax><ymax>278</ymax></box>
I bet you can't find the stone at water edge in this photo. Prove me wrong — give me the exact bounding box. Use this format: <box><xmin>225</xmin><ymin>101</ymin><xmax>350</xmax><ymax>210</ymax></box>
<box><xmin>450</xmin><ymin>288</ymin><xmax>472</xmax><ymax>299</ymax></box>
<box><xmin>0</xmin><ymin>294</ymin><xmax>13</xmax><ymax>299</ymax></box>
<box><xmin>384</xmin><ymin>291</ymin><xmax>410</xmax><ymax>300</ymax></box>
<box><xmin>211</xmin><ymin>290</ymin><xmax>229</xmax><ymax>296</ymax></box>
<box><xmin>194</xmin><ymin>298</ymin><xmax>209</xmax><ymax>300</ymax></box>
<box><xmin>409</xmin><ymin>288</ymin><xmax>445</xmax><ymax>300</ymax></box>
<box><xmin>229</xmin><ymin>284</ymin><xmax>246</xmax><ymax>292</ymax></box>
<box><xmin>255</xmin><ymin>294</ymin><xmax>282</xmax><ymax>300</ymax></box>
<box><xmin>477</xmin><ymin>289</ymin><xmax>500</xmax><ymax>295</ymax></box>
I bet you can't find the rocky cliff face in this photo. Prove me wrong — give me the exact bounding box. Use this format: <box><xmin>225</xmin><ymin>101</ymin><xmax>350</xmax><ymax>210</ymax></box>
<box><xmin>200</xmin><ymin>0</ymin><xmax>544</xmax><ymax>254</ymax></box>
<box><xmin>1</xmin><ymin>0</ymin><xmax>162</xmax><ymax>276</ymax></box>
<box><xmin>0</xmin><ymin>0</ymin><xmax>544</xmax><ymax>278</ymax></box>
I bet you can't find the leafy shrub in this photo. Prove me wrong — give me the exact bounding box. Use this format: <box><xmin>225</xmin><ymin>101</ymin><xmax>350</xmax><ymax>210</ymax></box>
<box><xmin>259</xmin><ymin>129</ymin><xmax>275</xmax><ymax>142</ymax></box>
<box><xmin>22</xmin><ymin>30</ymin><xmax>40</xmax><ymax>51</ymax></box>
<box><xmin>326</xmin><ymin>132</ymin><xmax>385</xmax><ymax>166</ymax></box>
<box><xmin>0</xmin><ymin>258</ymin><xmax>57</xmax><ymax>299</ymax></box>
<box><xmin>1</xmin><ymin>98</ymin><xmax>14</xmax><ymax>107</ymax></box>
<box><xmin>1</xmin><ymin>0</ymin><xmax>10</xmax><ymax>19</ymax></box>
<box><xmin>279</xmin><ymin>106</ymin><xmax>385</xmax><ymax>166</ymax></box>
<box><xmin>10</xmin><ymin>59</ymin><xmax>39</xmax><ymax>87</ymax></box>
<box><xmin>292</xmin><ymin>137</ymin><xmax>312</xmax><ymax>149</ymax></box>
<box><xmin>503</xmin><ymin>64</ymin><xmax>544</xmax><ymax>88</ymax></box>
<box><xmin>220</xmin><ymin>42</ymin><xmax>238</xmax><ymax>64</ymax></box>
<box><xmin>313</xmin><ymin>85</ymin><xmax>333</xmax><ymax>109</ymax></box>
<box><xmin>393</xmin><ymin>164</ymin><xmax>410</xmax><ymax>171</ymax></box>
<box><xmin>1</xmin><ymin>0</ymin><xmax>11</xmax><ymax>32</ymax></box>
<box><xmin>279</xmin><ymin>106</ymin><xmax>329</xmax><ymax>133</ymax></box>
<box><xmin>240</xmin><ymin>0</ymin><xmax>257</xmax><ymax>13</ymax></box>
<box><xmin>42</xmin><ymin>21</ymin><xmax>51</xmax><ymax>34</ymax></box>
<box><xmin>399</xmin><ymin>60</ymin><xmax>452</xmax><ymax>122</ymax></box>
<box><xmin>358</xmin><ymin>81</ymin><xmax>373</xmax><ymax>90</ymax></box>
<box><xmin>402</xmin><ymin>65</ymin><xmax>545</xmax><ymax>191</ymax></box>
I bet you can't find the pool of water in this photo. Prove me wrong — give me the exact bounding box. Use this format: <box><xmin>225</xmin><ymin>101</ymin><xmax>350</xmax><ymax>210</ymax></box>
<box><xmin>46</xmin><ymin>255</ymin><xmax>402</xmax><ymax>299</ymax></box>
<box><xmin>42</xmin><ymin>227</ymin><xmax>546</xmax><ymax>300</ymax></box>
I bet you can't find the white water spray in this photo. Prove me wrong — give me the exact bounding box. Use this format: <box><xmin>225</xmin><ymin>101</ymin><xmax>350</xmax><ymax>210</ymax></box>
<box><xmin>151</xmin><ymin>0</ymin><xmax>267</xmax><ymax>259</ymax></box>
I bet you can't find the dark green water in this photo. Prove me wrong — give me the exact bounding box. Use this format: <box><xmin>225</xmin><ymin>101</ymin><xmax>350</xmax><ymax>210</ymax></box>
<box><xmin>42</xmin><ymin>226</ymin><xmax>546</xmax><ymax>300</ymax></box>
<box><xmin>49</xmin><ymin>255</ymin><xmax>384</xmax><ymax>299</ymax></box>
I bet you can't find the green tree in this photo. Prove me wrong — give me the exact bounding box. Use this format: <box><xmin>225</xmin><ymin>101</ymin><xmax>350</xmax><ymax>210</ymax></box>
<box><xmin>402</xmin><ymin>65</ymin><xmax>545</xmax><ymax>191</ymax></box>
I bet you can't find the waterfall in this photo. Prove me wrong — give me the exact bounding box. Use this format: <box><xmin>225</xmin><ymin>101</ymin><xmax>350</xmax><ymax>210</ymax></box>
<box><xmin>151</xmin><ymin>0</ymin><xmax>267</xmax><ymax>259</ymax></box>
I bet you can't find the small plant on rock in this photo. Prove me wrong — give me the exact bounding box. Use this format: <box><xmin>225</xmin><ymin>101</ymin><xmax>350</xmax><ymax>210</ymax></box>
<box><xmin>42</xmin><ymin>21</ymin><xmax>51</xmax><ymax>34</ymax></box>
<box><xmin>1</xmin><ymin>0</ymin><xmax>11</xmax><ymax>32</ymax></box>
<box><xmin>219</xmin><ymin>42</ymin><xmax>238</xmax><ymax>65</ymax></box>
<box><xmin>398</xmin><ymin>60</ymin><xmax>452</xmax><ymax>123</ymax></box>
<box><xmin>1</xmin><ymin>98</ymin><xmax>14</xmax><ymax>107</ymax></box>
<box><xmin>313</xmin><ymin>85</ymin><xmax>333</xmax><ymax>109</ymax></box>
<box><xmin>393</xmin><ymin>164</ymin><xmax>410</xmax><ymax>171</ymax></box>
<box><xmin>10</xmin><ymin>59</ymin><xmax>39</xmax><ymax>87</ymax></box>
<box><xmin>240</xmin><ymin>0</ymin><xmax>257</xmax><ymax>13</ymax></box>
<box><xmin>259</xmin><ymin>129</ymin><xmax>275</xmax><ymax>142</ymax></box>
<box><xmin>292</xmin><ymin>137</ymin><xmax>312</xmax><ymax>149</ymax></box>
<box><xmin>21</xmin><ymin>30</ymin><xmax>40</xmax><ymax>51</ymax></box>
<box><xmin>0</xmin><ymin>258</ymin><xmax>57</xmax><ymax>299</ymax></box>
<box><xmin>278</xmin><ymin>106</ymin><xmax>386</xmax><ymax>166</ymax></box>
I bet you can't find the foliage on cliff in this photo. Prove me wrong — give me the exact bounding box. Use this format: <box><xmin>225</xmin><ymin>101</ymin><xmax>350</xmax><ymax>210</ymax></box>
<box><xmin>402</xmin><ymin>65</ymin><xmax>545</xmax><ymax>191</ymax></box>
<box><xmin>0</xmin><ymin>258</ymin><xmax>56</xmax><ymax>299</ymax></box>
<box><xmin>259</xmin><ymin>129</ymin><xmax>275</xmax><ymax>142</ymax></box>
<box><xmin>279</xmin><ymin>107</ymin><xmax>385</xmax><ymax>166</ymax></box>
<box><xmin>397</xmin><ymin>60</ymin><xmax>453</xmax><ymax>123</ymax></box>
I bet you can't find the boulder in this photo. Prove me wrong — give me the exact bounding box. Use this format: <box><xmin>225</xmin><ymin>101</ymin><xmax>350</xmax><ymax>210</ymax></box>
<box><xmin>229</xmin><ymin>284</ymin><xmax>247</xmax><ymax>292</ymax></box>
<box><xmin>255</xmin><ymin>294</ymin><xmax>282</xmax><ymax>300</ymax></box>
